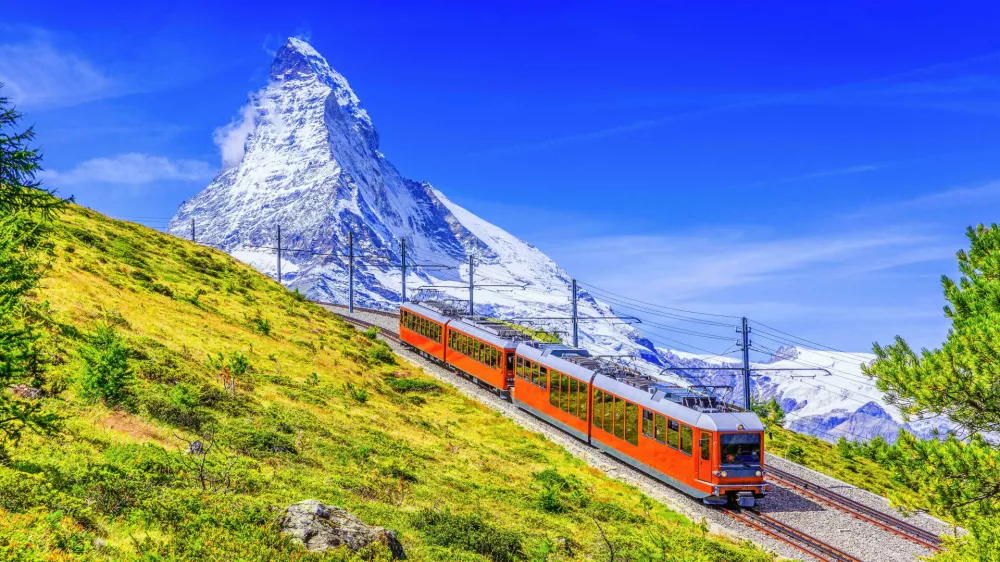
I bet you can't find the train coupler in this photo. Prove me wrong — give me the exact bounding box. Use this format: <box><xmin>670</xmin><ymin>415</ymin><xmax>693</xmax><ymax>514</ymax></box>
<box><xmin>736</xmin><ymin>492</ymin><xmax>755</xmax><ymax>508</ymax></box>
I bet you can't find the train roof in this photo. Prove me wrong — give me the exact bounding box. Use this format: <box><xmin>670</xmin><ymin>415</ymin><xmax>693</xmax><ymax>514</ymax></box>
<box><xmin>404</xmin><ymin>300</ymin><xmax>530</xmax><ymax>349</ymax></box>
<box><xmin>404</xmin><ymin>301</ymin><xmax>763</xmax><ymax>432</ymax></box>
<box><xmin>515</xmin><ymin>341</ymin><xmax>763</xmax><ymax>432</ymax></box>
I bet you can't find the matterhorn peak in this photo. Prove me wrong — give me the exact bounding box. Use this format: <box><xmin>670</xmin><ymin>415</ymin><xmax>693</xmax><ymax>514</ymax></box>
<box><xmin>270</xmin><ymin>37</ymin><xmax>333</xmax><ymax>81</ymax></box>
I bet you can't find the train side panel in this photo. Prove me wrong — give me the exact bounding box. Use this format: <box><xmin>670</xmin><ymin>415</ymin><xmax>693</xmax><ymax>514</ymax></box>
<box><xmin>399</xmin><ymin>307</ymin><xmax>447</xmax><ymax>361</ymax></box>
<box><xmin>444</xmin><ymin>325</ymin><xmax>514</xmax><ymax>391</ymax></box>
<box><xmin>511</xmin><ymin>352</ymin><xmax>591</xmax><ymax>442</ymax></box>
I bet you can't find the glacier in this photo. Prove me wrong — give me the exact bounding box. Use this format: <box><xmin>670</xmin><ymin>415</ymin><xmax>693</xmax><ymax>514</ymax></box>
<box><xmin>168</xmin><ymin>37</ymin><xmax>937</xmax><ymax>444</ymax></box>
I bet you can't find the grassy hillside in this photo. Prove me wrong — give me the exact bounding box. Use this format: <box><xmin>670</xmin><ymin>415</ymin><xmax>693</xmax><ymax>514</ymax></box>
<box><xmin>764</xmin><ymin>426</ymin><xmax>922</xmax><ymax>511</ymax></box>
<box><xmin>0</xmin><ymin>204</ymin><xmax>774</xmax><ymax>562</ymax></box>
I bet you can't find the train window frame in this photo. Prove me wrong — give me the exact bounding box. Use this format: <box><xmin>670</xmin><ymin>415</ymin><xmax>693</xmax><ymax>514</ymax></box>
<box><xmin>680</xmin><ymin>425</ymin><xmax>693</xmax><ymax>456</ymax></box>
<box><xmin>593</xmin><ymin>390</ymin><xmax>604</xmax><ymax>429</ymax></box>
<box><xmin>613</xmin><ymin>397</ymin><xmax>626</xmax><ymax>439</ymax></box>
<box><xmin>642</xmin><ymin>409</ymin><xmax>653</xmax><ymax>438</ymax></box>
<box><xmin>556</xmin><ymin>374</ymin><xmax>567</xmax><ymax>412</ymax></box>
<box><xmin>655</xmin><ymin>414</ymin><xmax>666</xmax><ymax>443</ymax></box>
<box><xmin>700</xmin><ymin>431</ymin><xmax>711</xmax><ymax>461</ymax></box>
<box><xmin>548</xmin><ymin>372</ymin><xmax>559</xmax><ymax>408</ymax></box>
<box><xmin>603</xmin><ymin>392</ymin><xmax>614</xmax><ymax>432</ymax></box>
<box><xmin>577</xmin><ymin>382</ymin><xmax>588</xmax><ymax>420</ymax></box>
<box><xmin>568</xmin><ymin>378</ymin><xmax>578</xmax><ymax>415</ymax></box>
<box><xmin>625</xmin><ymin>402</ymin><xmax>639</xmax><ymax>445</ymax></box>
<box><xmin>667</xmin><ymin>419</ymin><xmax>679</xmax><ymax>450</ymax></box>
<box><xmin>516</xmin><ymin>356</ymin><xmax>524</xmax><ymax>378</ymax></box>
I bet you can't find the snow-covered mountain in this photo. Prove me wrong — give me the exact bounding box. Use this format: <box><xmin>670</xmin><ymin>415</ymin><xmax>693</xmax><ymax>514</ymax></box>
<box><xmin>169</xmin><ymin>37</ymin><xmax>929</xmax><ymax>443</ymax></box>
<box><xmin>658</xmin><ymin>345</ymin><xmax>949</xmax><ymax>443</ymax></box>
<box><xmin>168</xmin><ymin>37</ymin><xmax>663</xmax><ymax>366</ymax></box>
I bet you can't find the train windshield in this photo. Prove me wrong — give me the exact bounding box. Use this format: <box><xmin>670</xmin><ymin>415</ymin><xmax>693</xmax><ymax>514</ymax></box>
<box><xmin>720</xmin><ymin>433</ymin><xmax>761</xmax><ymax>466</ymax></box>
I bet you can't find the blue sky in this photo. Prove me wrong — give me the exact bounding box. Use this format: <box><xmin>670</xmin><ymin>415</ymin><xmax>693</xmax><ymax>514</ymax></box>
<box><xmin>4</xmin><ymin>1</ymin><xmax>1000</xmax><ymax>354</ymax></box>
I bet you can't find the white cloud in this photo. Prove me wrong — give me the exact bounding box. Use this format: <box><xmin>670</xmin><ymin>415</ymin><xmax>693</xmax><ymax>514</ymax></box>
<box><xmin>42</xmin><ymin>153</ymin><xmax>216</xmax><ymax>187</ymax></box>
<box><xmin>847</xmin><ymin>180</ymin><xmax>1000</xmax><ymax>219</ymax></box>
<box><xmin>554</xmin><ymin>229</ymin><xmax>946</xmax><ymax>302</ymax></box>
<box><xmin>213</xmin><ymin>100</ymin><xmax>258</xmax><ymax>169</ymax></box>
<box><xmin>0</xmin><ymin>29</ymin><xmax>115</xmax><ymax>110</ymax></box>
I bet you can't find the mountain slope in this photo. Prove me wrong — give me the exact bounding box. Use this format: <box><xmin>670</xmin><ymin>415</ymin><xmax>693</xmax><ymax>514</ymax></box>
<box><xmin>2</xmin><ymin>203</ymin><xmax>773</xmax><ymax>561</ymax></box>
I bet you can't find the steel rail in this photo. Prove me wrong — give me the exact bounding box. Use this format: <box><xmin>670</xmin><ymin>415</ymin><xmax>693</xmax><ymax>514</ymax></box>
<box><xmin>722</xmin><ymin>507</ymin><xmax>863</xmax><ymax>562</ymax></box>
<box><xmin>766</xmin><ymin>466</ymin><xmax>942</xmax><ymax>552</ymax></box>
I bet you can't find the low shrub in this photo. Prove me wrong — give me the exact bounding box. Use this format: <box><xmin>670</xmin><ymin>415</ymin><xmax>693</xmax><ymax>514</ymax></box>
<box><xmin>367</xmin><ymin>342</ymin><xmax>396</xmax><ymax>365</ymax></box>
<box><xmin>385</xmin><ymin>377</ymin><xmax>440</xmax><ymax>393</ymax></box>
<box><xmin>413</xmin><ymin>508</ymin><xmax>524</xmax><ymax>562</ymax></box>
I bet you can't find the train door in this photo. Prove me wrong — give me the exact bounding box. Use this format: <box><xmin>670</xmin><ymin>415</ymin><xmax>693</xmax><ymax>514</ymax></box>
<box><xmin>697</xmin><ymin>431</ymin><xmax>713</xmax><ymax>481</ymax></box>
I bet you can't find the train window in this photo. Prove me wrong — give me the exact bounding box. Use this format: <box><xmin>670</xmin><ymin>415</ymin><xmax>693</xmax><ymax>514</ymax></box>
<box><xmin>604</xmin><ymin>393</ymin><xmax>614</xmax><ymax>432</ymax></box>
<box><xmin>548</xmin><ymin>372</ymin><xmax>560</xmax><ymax>407</ymax></box>
<box><xmin>577</xmin><ymin>383</ymin><xmax>588</xmax><ymax>420</ymax></box>
<box><xmin>700</xmin><ymin>432</ymin><xmax>712</xmax><ymax>461</ymax></box>
<box><xmin>625</xmin><ymin>402</ymin><xmax>639</xmax><ymax>445</ymax></box>
<box><xmin>568</xmin><ymin>378</ymin><xmax>578</xmax><ymax>415</ymax></box>
<box><xmin>720</xmin><ymin>433</ymin><xmax>761</xmax><ymax>466</ymax></box>
<box><xmin>642</xmin><ymin>410</ymin><xmax>653</xmax><ymax>438</ymax></box>
<box><xmin>536</xmin><ymin>364</ymin><xmax>544</xmax><ymax>387</ymax></box>
<box><xmin>655</xmin><ymin>414</ymin><xmax>666</xmax><ymax>443</ymax></box>
<box><xmin>667</xmin><ymin>419</ymin><xmax>679</xmax><ymax>449</ymax></box>
<box><xmin>538</xmin><ymin>365</ymin><xmax>546</xmax><ymax>389</ymax></box>
<box><xmin>507</xmin><ymin>352</ymin><xmax>514</xmax><ymax>372</ymax></box>
<box><xmin>593</xmin><ymin>390</ymin><xmax>604</xmax><ymax>429</ymax></box>
<box><xmin>493</xmin><ymin>347</ymin><xmax>499</xmax><ymax>369</ymax></box>
<box><xmin>680</xmin><ymin>425</ymin><xmax>693</xmax><ymax>455</ymax></box>
<box><xmin>555</xmin><ymin>374</ymin><xmax>566</xmax><ymax>411</ymax></box>
<box><xmin>490</xmin><ymin>347</ymin><xmax>496</xmax><ymax>368</ymax></box>
<box><xmin>516</xmin><ymin>356</ymin><xmax>523</xmax><ymax>378</ymax></box>
<box><xmin>613</xmin><ymin>397</ymin><xmax>626</xmax><ymax>439</ymax></box>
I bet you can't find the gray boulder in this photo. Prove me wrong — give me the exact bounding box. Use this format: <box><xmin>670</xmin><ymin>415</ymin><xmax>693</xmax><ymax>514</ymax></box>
<box><xmin>280</xmin><ymin>500</ymin><xmax>405</xmax><ymax>558</ymax></box>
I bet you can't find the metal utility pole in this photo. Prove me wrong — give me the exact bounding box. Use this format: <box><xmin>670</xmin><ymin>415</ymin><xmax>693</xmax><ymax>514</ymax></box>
<box><xmin>348</xmin><ymin>230</ymin><xmax>355</xmax><ymax>313</ymax></box>
<box><xmin>400</xmin><ymin>238</ymin><xmax>407</xmax><ymax>305</ymax></box>
<box><xmin>571</xmin><ymin>279</ymin><xmax>579</xmax><ymax>347</ymax></box>
<box><xmin>468</xmin><ymin>254</ymin><xmax>475</xmax><ymax>315</ymax></box>
<box><xmin>190</xmin><ymin>218</ymin><xmax>195</xmax><ymax>243</ymax></box>
<box><xmin>276</xmin><ymin>224</ymin><xmax>282</xmax><ymax>285</ymax></box>
<box><xmin>740</xmin><ymin>316</ymin><xmax>752</xmax><ymax>410</ymax></box>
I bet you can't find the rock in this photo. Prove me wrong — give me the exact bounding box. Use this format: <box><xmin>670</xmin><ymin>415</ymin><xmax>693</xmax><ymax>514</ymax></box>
<box><xmin>280</xmin><ymin>500</ymin><xmax>405</xmax><ymax>558</ymax></box>
<box><xmin>187</xmin><ymin>440</ymin><xmax>204</xmax><ymax>455</ymax></box>
<box><xmin>8</xmin><ymin>384</ymin><xmax>42</xmax><ymax>400</ymax></box>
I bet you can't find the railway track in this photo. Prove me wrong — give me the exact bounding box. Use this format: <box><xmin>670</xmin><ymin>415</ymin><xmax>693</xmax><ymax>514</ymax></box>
<box><xmin>766</xmin><ymin>466</ymin><xmax>942</xmax><ymax>553</ymax></box>
<box><xmin>313</xmin><ymin>301</ymin><xmax>400</xmax><ymax>319</ymax></box>
<box><xmin>332</xmin><ymin>311</ymin><xmax>402</xmax><ymax>343</ymax></box>
<box><xmin>722</xmin><ymin>507</ymin><xmax>862</xmax><ymax>562</ymax></box>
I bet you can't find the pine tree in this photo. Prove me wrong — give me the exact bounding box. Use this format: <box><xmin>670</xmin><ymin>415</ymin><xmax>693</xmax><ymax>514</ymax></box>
<box><xmin>864</xmin><ymin>223</ymin><xmax>1000</xmax><ymax>556</ymax></box>
<box><xmin>0</xmin><ymin>84</ymin><xmax>63</xmax><ymax>459</ymax></box>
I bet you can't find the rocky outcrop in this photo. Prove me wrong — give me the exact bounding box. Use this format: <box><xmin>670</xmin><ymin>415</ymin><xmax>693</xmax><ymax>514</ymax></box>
<box><xmin>280</xmin><ymin>500</ymin><xmax>405</xmax><ymax>558</ymax></box>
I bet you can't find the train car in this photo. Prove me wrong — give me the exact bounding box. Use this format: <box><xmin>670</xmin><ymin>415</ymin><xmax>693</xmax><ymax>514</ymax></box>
<box><xmin>444</xmin><ymin>315</ymin><xmax>522</xmax><ymax>394</ymax></box>
<box><xmin>513</xmin><ymin>341</ymin><xmax>770</xmax><ymax>507</ymax></box>
<box><xmin>399</xmin><ymin>302</ymin><xmax>450</xmax><ymax>361</ymax></box>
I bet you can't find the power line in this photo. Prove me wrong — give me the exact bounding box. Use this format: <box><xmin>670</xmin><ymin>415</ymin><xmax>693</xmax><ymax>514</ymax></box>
<box><xmin>578</xmin><ymin>280</ymin><xmax>743</xmax><ymax>319</ymax></box>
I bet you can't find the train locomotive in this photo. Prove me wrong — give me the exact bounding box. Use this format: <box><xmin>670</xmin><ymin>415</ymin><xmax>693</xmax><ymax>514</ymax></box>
<box><xmin>399</xmin><ymin>300</ymin><xmax>771</xmax><ymax>507</ymax></box>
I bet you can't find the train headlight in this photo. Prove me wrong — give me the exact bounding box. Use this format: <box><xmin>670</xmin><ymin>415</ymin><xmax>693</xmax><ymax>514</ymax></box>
<box><xmin>720</xmin><ymin>471</ymin><xmax>728</xmax><ymax>478</ymax></box>
<box><xmin>755</xmin><ymin>470</ymin><xmax>762</xmax><ymax>477</ymax></box>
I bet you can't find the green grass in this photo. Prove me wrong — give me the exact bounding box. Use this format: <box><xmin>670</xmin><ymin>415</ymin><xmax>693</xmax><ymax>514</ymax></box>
<box><xmin>765</xmin><ymin>425</ymin><xmax>921</xmax><ymax>509</ymax></box>
<box><xmin>0</xmin><ymin>204</ymin><xmax>776</xmax><ymax>561</ymax></box>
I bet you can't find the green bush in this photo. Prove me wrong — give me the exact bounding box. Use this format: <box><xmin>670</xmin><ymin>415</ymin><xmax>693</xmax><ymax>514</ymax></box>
<box><xmin>413</xmin><ymin>508</ymin><xmax>524</xmax><ymax>562</ymax></box>
<box><xmin>786</xmin><ymin>444</ymin><xmax>806</xmax><ymax>463</ymax></box>
<box><xmin>385</xmin><ymin>377</ymin><xmax>440</xmax><ymax>393</ymax></box>
<box><xmin>245</xmin><ymin>311</ymin><xmax>272</xmax><ymax>336</ymax></box>
<box><xmin>138</xmin><ymin>383</ymin><xmax>212</xmax><ymax>431</ymax></box>
<box><xmin>363</xmin><ymin>326</ymin><xmax>379</xmax><ymax>340</ymax></box>
<box><xmin>221</xmin><ymin>420</ymin><xmax>297</xmax><ymax>457</ymax></box>
<box><xmin>367</xmin><ymin>342</ymin><xmax>395</xmax><ymax>365</ymax></box>
<box><xmin>79</xmin><ymin>324</ymin><xmax>133</xmax><ymax>406</ymax></box>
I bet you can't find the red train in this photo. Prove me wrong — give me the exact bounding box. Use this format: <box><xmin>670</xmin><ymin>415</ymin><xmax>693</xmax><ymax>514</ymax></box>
<box><xmin>399</xmin><ymin>301</ymin><xmax>771</xmax><ymax>507</ymax></box>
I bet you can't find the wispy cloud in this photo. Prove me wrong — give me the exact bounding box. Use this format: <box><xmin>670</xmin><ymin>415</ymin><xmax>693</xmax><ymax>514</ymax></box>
<box><xmin>555</xmin><ymin>229</ymin><xmax>946</xmax><ymax>302</ymax></box>
<box><xmin>846</xmin><ymin>180</ymin><xmax>1000</xmax><ymax>219</ymax></box>
<box><xmin>476</xmin><ymin>50</ymin><xmax>1000</xmax><ymax>156</ymax></box>
<box><xmin>0</xmin><ymin>27</ymin><xmax>117</xmax><ymax>110</ymax></box>
<box><xmin>42</xmin><ymin>153</ymin><xmax>216</xmax><ymax>187</ymax></box>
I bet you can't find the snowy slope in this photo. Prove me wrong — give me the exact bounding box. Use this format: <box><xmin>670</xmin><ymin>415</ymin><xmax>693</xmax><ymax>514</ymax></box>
<box><xmin>657</xmin><ymin>346</ymin><xmax>949</xmax><ymax>442</ymax></box>
<box><xmin>169</xmin><ymin>37</ymin><xmax>932</xmax><ymax>443</ymax></box>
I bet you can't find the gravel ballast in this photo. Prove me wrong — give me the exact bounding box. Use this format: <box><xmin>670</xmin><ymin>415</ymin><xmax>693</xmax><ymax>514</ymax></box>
<box><xmin>327</xmin><ymin>306</ymin><xmax>955</xmax><ymax>562</ymax></box>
